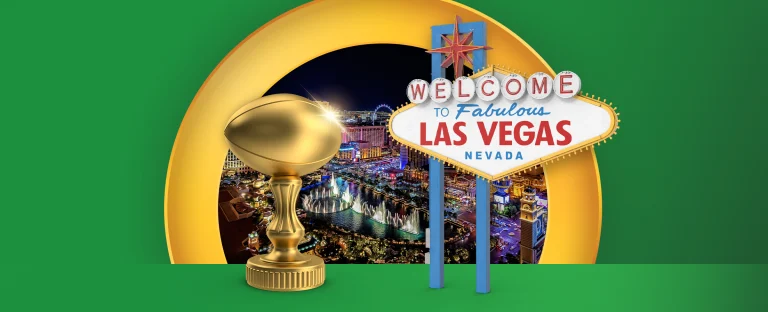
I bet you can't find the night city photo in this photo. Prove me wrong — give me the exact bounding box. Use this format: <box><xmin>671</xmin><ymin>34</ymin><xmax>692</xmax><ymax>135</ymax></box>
<box><xmin>217</xmin><ymin>44</ymin><xmax>549</xmax><ymax>265</ymax></box>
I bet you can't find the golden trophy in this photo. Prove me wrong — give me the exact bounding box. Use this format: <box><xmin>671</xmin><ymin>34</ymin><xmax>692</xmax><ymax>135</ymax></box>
<box><xmin>224</xmin><ymin>94</ymin><xmax>342</xmax><ymax>291</ymax></box>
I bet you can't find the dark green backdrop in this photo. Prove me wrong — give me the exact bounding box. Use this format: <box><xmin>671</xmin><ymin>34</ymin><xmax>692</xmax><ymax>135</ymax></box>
<box><xmin>4</xmin><ymin>0</ymin><xmax>768</xmax><ymax>310</ymax></box>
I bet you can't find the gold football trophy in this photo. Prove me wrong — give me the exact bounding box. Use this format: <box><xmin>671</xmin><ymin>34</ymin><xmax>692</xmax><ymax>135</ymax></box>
<box><xmin>224</xmin><ymin>94</ymin><xmax>342</xmax><ymax>291</ymax></box>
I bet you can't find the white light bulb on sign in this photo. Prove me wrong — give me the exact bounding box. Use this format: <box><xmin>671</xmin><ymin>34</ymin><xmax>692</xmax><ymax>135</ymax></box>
<box><xmin>476</xmin><ymin>75</ymin><xmax>500</xmax><ymax>101</ymax></box>
<box><xmin>553</xmin><ymin>71</ymin><xmax>581</xmax><ymax>99</ymax></box>
<box><xmin>526</xmin><ymin>72</ymin><xmax>553</xmax><ymax>100</ymax></box>
<box><xmin>453</xmin><ymin>76</ymin><xmax>475</xmax><ymax>102</ymax></box>
<box><xmin>501</xmin><ymin>73</ymin><xmax>526</xmax><ymax>101</ymax></box>
<box><xmin>407</xmin><ymin>79</ymin><xmax>430</xmax><ymax>104</ymax></box>
<box><xmin>429</xmin><ymin>78</ymin><xmax>452</xmax><ymax>104</ymax></box>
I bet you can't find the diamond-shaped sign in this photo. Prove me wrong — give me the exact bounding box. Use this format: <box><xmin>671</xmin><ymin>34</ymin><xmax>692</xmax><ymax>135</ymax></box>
<box><xmin>389</xmin><ymin>66</ymin><xmax>619</xmax><ymax>180</ymax></box>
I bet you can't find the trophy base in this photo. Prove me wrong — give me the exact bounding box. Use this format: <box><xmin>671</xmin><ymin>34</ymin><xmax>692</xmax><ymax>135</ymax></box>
<box><xmin>245</xmin><ymin>255</ymin><xmax>325</xmax><ymax>291</ymax></box>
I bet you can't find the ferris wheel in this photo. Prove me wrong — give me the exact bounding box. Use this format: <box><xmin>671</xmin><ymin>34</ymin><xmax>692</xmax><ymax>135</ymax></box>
<box><xmin>371</xmin><ymin>104</ymin><xmax>394</xmax><ymax>125</ymax></box>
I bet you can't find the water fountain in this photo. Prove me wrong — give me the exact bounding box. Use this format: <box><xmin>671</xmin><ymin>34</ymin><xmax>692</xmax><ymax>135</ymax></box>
<box><xmin>302</xmin><ymin>175</ymin><xmax>422</xmax><ymax>235</ymax></box>
<box><xmin>368</xmin><ymin>201</ymin><xmax>389</xmax><ymax>224</ymax></box>
<box><xmin>341</xmin><ymin>186</ymin><xmax>352</xmax><ymax>203</ymax></box>
<box><xmin>355</xmin><ymin>196</ymin><xmax>421</xmax><ymax>235</ymax></box>
<box><xmin>400</xmin><ymin>210</ymin><xmax>421</xmax><ymax>235</ymax></box>
<box><xmin>301</xmin><ymin>195</ymin><xmax>318</xmax><ymax>212</ymax></box>
<box><xmin>331</xmin><ymin>173</ymin><xmax>339</xmax><ymax>197</ymax></box>
<box><xmin>352</xmin><ymin>192</ymin><xmax>363</xmax><ymax>213</ymax></box>
<box><xmin>302</xmin><ymin>176</ymin><xmax>352</xmax><ymax>214</ymax></box>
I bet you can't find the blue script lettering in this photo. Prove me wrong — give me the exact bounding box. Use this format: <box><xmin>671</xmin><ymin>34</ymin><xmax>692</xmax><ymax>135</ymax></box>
<box><xmin>455</xmin><ymin>103</ymin><xmax>551</xmax><ymax>120</ymax></box>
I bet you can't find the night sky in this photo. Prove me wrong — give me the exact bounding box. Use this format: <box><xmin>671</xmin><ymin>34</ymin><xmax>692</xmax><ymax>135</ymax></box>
<box><xmin>264</xmin><ymin>44</ymin><xmax>470</xmax><ymax>111</ymax></box>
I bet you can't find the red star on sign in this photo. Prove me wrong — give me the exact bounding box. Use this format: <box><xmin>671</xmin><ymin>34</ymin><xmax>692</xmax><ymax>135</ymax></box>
<box><xmin>426</xmin><ymin>16</ymin><xmax>491</xmax><ymax>78</ymax></box>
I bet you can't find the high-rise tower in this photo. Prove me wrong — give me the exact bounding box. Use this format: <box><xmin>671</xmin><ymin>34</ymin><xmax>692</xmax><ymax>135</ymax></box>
<box><xmin>519</xmin><ymin>186</ymin><xmax>545</xmax><ymax>264</ymax></box>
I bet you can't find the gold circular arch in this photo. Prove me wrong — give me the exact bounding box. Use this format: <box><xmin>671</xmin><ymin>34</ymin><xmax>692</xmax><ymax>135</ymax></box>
<box><xmin>165</xmin><ymin>0</ymin><xmax>601</xmax><ymax>264</ymax></box>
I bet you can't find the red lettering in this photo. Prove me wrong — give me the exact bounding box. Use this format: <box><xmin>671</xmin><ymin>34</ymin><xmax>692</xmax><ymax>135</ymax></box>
<box><xmin>499</xmin><ymin>121</ymin><xmax>513</xmax><ymax>145</ymax></box>
<box><xmin>514</xmin><ymin>121</ymin><xmax>535</xmax><ymax>145</ymax></box>
<box><xmin>481</xmin><ymin>80</ymin><xmax>495</xmax><ymax>96</ymax></box>
<box><xmin>532</xmin><ymin>77</ymin><xmax>548</xmax><ymax>94</ymax></box>
<box><xmin>410</xmin><ymin>83</ymin><xmax>426</xmax><ymax>100</ymax></box>
<box><xmin>452</xmin><ymin>122</ymin><xmax>467</xmax><ymax>145</ymax></box>
<box><xmin>556</xmin><ymin>120</ymin><xmax>572</xmax><ymax>145</ymax></box>
<box><xmin>458</xmin><ymin>80</ymin><xmax>469</xmax><ymax>98</ymax></box>
<box><xmin>435</xmin><ymin>82</ymin><xmax>447</xmax><ymax>99</ymax></box>
<box><xmin>434</xmin><ymin>122</ymin><xmax>452</xmax><ymax>145</ymax></box>
<box><xmin>535</xmin><ymin>121</ymin><xmax>555</xmax><ymax>145</ymax></box>
<box><xmin>420</xmin><ymin>122</ymin><xmax>432</xmax><ymax>145</ymax></box>
<box><xmin>477</xmin><ymin>122</ymin><xmax>498</xmax><ymax>145</ymax></box>
<box><xmin>559</xmin><ymin>74</ymin><xmax>573</xmax><ymax>94</ymax></box>
<box><xmin>505</xmin><ymin>79</ymin><xmax>521</xmax><ymax>95</ymax></box>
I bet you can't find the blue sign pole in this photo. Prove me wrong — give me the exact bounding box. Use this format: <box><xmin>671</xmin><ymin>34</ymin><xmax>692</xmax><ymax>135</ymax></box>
<box><xmin>427</xmin><ymin>20</ymin><xmax>488</xmax><ymax>292</ymax></box>
<box><xmin>428</xmin><ymin>25</ymin><xmax>446</xmax><ymax>289</ymax></box>
<box><xmin>475</xmin><ymin>177</ymin><xmax>490</xmax><ymax>293</ymax></box>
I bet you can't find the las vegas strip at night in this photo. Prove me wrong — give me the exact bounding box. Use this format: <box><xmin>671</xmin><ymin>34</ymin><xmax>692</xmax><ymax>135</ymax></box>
<box><xmin>216</xmin><ymin>45</ymin><xmax>548</xmax><ymax>264</ymax></box>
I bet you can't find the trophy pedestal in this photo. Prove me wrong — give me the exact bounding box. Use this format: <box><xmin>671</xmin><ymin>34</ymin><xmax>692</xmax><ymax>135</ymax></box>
<box><xmin>245</xmin><ymin>255</ymin><xmax>325</xmax><ymax>291</ymax></box>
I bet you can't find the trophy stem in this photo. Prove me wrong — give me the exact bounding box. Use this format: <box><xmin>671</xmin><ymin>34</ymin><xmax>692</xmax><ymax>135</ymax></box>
<box><xmin>262</xmin><ymin>175</ymin><xmax>307</xmax><ymax>264</ymax></box>
<box><xmin>245</xmin><ymin>175</ymin><xmax>325</xmax><ymax>291</ymax></box>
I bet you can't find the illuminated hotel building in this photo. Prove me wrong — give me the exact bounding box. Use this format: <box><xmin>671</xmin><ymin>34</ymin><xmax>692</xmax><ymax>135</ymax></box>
<box><xmin>224</xmin><ymin>150</ymin><xmax>254</xmax><ymax>173</ymax></box>
<box><xmin>337</xmin><ymin>141</ymin><xmax>381</xmax><ymax>161</ymax></box>
<box><xmin>399</xmin><ymin>145</ymin><xmax>408</xmax><ymax>169</ymax></box>
<box><xmin>337</xmin><ymin>143</ymin><xmax>355</xmax><ymax>160</ymax></box>
<box><xmin>404</xmin><ymin>167</ymin><xmax>428</xmax><ymax>181</ymax></box>
<box><xmin>510</xmin><ymin>175</ymin><xmax>547</xmax><ymax>197</ymax></box>
<box><xmin>224</xmin><ymin>150</ymin><xmax>244</xmax><ymax>169</ymax></box>
<box><xmin>446</xmin><ymin>174</ymin><xmax>476</xmax><ymax>198</ymax></box>
<box><xmin>492</xmin><ymin>179</ymin><xmax>511</xmax><ymax>213</ymax></box>
<box><xmin>512</xmin><ymin>184</ymin><xmax>525</xmax><ymax>198</ymax></box>
<box><xmin>410</xmin><ymin>151</ymin><xmax>429</xmax><ymax>168</ymax></box>
<box><xmin>340</xmin><ymin>111</ymin><xmax>370</xmax><ymax>122</ymax></box>
<box><xmin>397</xmin><ymin>143</ymin><xmax>429</xmax><ymax>169</ymax></box>
<box><xmin>343</xmin><ymin>126</ymin><xmax>387</xmax><ymax>148</ymax></box>
<box><xmin>350</xmin><ymin>141</ymin><xmax>381</xmax><ymax>160</ymax></box>
<box><xmin>519</xmin><ymin>187</ymin><xmax>546</xmax><ymax>264</ymax></box>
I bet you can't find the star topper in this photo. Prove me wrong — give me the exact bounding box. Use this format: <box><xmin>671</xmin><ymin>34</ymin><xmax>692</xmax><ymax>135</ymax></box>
<box><xmin>426</xmin><ymin>16</ymin><xmax>491</xmax><ymax>78</ymax></box>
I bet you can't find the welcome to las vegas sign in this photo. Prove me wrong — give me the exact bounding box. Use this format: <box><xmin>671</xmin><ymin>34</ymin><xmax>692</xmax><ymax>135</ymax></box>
<box><xmin>389</xmin><ymin>65</ymin><xmax>619</xmax><ymax>180</ymax></box>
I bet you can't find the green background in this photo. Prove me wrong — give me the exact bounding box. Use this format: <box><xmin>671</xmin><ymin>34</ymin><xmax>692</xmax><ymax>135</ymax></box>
<box><xmin>4</xmin><ymin>0</ymin><xmax>768</xmax><ymax>310</ymax></box>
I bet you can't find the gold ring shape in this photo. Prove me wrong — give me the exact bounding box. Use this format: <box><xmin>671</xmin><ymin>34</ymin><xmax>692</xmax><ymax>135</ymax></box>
<box><xmin>165</xmin><ymin>0</ymin><xmax>601</xmax><ymax>264</ymax></box>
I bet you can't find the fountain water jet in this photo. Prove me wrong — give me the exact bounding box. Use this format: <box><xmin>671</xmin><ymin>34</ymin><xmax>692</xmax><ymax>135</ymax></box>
<box><xmin>303</xmin><ymin>176</ymin><xmax>422</xmax><ymax>235</ymax></box>
<box><xmin>302</xmin><ymin>177</ymin><xmax>352</xmax><ymax>214</ymax></box>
